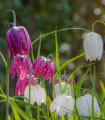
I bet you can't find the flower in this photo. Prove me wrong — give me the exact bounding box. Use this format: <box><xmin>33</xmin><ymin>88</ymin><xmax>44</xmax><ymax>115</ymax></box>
<box><xmin>83</xmin><ymin>32</ymin><xmax>103</xmax><ymax>61</ymax></box>
<box><xmin>76</xmin><ymin>94</ymin><xmax>101</xmax><ymax>117</ymax></box>
<box><xmin>15</xmin><ymin>75</ymin><xmax>36</xmax><ymax>96</ymax></box>
<box><xmin>55</xmin><ymin>74</ymin><xmax>76</xmax><ymax>87</ymax></box>
<box><xmin>50</xmin><ymin>94</ymin><xmax>74</xmax><ymax>119</ymax></box>
<box><xmin>10</xmin><ymin>54</ymin><xmax>32</xmax><ymax>79</ymax></box>
<box><xmin>54</xmin><ymin>82</ymin><xmax>72</xmax><ymax>98</ymax></box>
<box><xmin>33</xmin><ymin>56</ymin><xmax>55</xmax><ymax>84</ymax></box>
<box><xmin>24</xmin><ymin>85</ymin><xmax>46</xmax><ymax>105</ymax></box>
<box><xmin>6</xmin><ymin>26</ymin><xmax>33</xmax><ymax>57</ymax></box>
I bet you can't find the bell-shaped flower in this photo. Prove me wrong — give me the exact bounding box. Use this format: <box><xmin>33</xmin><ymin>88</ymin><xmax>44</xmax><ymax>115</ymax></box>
<box><xmin>10</xmin><ymin>54</ymin><xmax>32</xmax><ymax>79</ymax></box>
<box><xmin>76</xmin><ymin>94</ymin><xmax>101</xmax><ymax>117</ymax></box>
<box><xmin>55</xmin><ymin>74</ymin><xmax>76</xmax><ymax>87</ymax></box>
<box><xmin>33</xmin><ymin>56</ymin><xmax>55</xmax><ymax>84</ymax></box>
<box><xmin>50</xmin><ymin>94</ymin><xmax>74</xmax><ymax>119</ymax></box>
<box><xmin>83</xmin><ymin>32</ymin><xmax>103</xmax><ymax>61</ymax></box>
<box><xmin>54</xmin><ymin>82</ymin><xmax>72</xmax><ymax>98</ymax></box>
<box><xmin>15</xmin><ymin>75</ymin><xmax>36</xmax><ymax>96</ymax></box>
<box><xmin>6</xmin><ymin>26</ymin><xmax>33</xmax><ymax>57</ymax></box>
<box><xmin>24</xmin><ymin>85</ymin><xmax>46</xmax><ymax>105</ymax></box>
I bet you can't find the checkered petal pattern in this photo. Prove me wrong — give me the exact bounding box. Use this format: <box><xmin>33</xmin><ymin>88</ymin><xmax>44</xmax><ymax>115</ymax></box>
<box><xmin>15</xmin><ymin>75</ymin><xmax>36</xmax><ymax>96</ymax></box>
<box><xmin>6</xmin><ymin>26</ymin><xmax>33</xmax><ymax>57</ymax></box>
<box><xmin>10</xmin><ymin>54</ymin><xmax>32</xmax><ymax>79</ymax></box>
<box><xmin>33</xmin><ymin>56</ymin><xmax>55</xmax><ymax>84</ymax></box>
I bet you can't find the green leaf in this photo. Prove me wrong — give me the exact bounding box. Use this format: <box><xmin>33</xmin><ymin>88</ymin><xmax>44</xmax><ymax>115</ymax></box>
<box><xmin>0</xmin><ymin>51</ymin><xmax>7</xmax><ymax>67</ymax></box>
<box><xmin>12</xmin><ymin>107</ymin><xmax>21</xmax><ymax>120</ymax></box>
<box><xmin>32</xmin><ymin>28</ymin><xmax>86</xmax><ymax>45</ymax></box>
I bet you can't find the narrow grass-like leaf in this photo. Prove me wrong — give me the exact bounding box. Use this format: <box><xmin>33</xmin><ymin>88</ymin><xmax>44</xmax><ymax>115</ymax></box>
<box><xmin>12</xmin><ymin>107</ymin><xmax>21</xmax><ymax>120</ymax></box>
<box><xmin>37</xmin><ymin>34</ymin><xmax>41</xmax><ymax>57</ymax></box>
<box><xmin>74</xmin><ymin>67</ymin><xmax>90</xmax><ymax>97</ymax></box>
<box><xmin>0</xmin><ymin>51</ymin><xmax>7</xmax><ymax>67</ymax></box>
<box><xmin>32</xmin><ymin>28</ymin><xmax>86</xmax><ymax>45</ymax></box>
<box><xmin>54</xmin><ymin>53</ymin><xmax>85</xmax><ymax>79</ymax></box>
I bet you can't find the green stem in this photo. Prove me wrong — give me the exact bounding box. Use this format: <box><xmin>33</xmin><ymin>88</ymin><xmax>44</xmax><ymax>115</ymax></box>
<box><xmin>29</xmin><ymin>74</ymin><xmax>31</xmax><ymax>118</ymax></box>
<box><xmin>6</xmin><ymin>10</ymin><xmax>16</xmax><ymax>26</ymax></box>
<box><xmin>6</xmin><ymin>50</ymin><xmax>10</xmax><ymax>120</ymax></box>
<box><xmin>92</xmin><ymin>20</ymin><xmax>105</xmax><ymax>32</ymax></box>
<box><xmin>90</xmin><ymin>64</ymin><xmax>95</xmax><ymax>120</ymax></box>
<box><xmin>37</xmin><ymin>104</ymin><xmax>40</xmax><ymax>120</ymax></box>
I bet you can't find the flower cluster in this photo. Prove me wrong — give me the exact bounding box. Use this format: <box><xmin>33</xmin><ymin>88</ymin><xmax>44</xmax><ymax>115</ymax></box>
<box><xmin>6</xmin><ymin>23</ymin><xmax>103</xmax><ymax>120</ymax></box>
<box><xmin>6</xmin><ymin>25</ymin><xmax>55</xmax><ymax>106</ymax></box>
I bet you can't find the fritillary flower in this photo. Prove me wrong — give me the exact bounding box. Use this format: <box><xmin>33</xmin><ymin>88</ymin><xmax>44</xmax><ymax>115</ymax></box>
<box><xmin>50</xmin><ymin>94</ymin><xmax>74</xmax><ymax>119</ymax></box>
<box><xmin>54</xmin><ymin>82</ymin><xmax>72</xmax><ymax>98</ymax></box>
<box><xmin>24</xmin><ymin>85</ymin><xmax>46</xmax><ymax>105</ymax></box>
<box><xmin>33</xmin><ymin>56</ymin><xmax>55</xmax><ymax>84</ymax></box>
<box><xmin>15</xmin><ymin>75</ymin><xmax>36</xmax><ymax>96</ymax></box>
<box><xmin>10</xmin><ymin>54</ymin><xmax>32</xmax><ymax>79</ymax></box>
<box><xmin>83</xmin><ymin>32</ymin><xmax>103</xmax><ymax>61</ymax></box>
<box><xmin>6</xmin><ymin>26</ymin><xmax>33</xmax><ymax>57</ymax></box>
<box><xmin>55</xmin><ymin>74</ymin><xmax>76</xmax><ymax>87</ymax></box>
<box><xmin>76</xmin><ymin>94</ymin><xmax>101</xmax><ymax>117</ymax></box>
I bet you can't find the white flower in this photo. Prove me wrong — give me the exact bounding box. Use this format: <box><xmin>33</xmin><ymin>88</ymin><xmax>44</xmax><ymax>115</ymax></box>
<box><xmin>24</xmin><ymin>85</ymin><xmax>46</xmax><ymax>106</ymax></box>
<box><xmin>76</xmin><ymin>94</ymin><xmax>101</xmax><ymax>117</ymax></box>
<box><xmin>50</xmin><ymin>94</ymin><xmax>74</xmax><ymax>119</ymax></box>
<box><xmin>53</xmin><ymin>82</ymin><xmax>72</xmax><ymax>98</ymax></box>
<box><xmin>83</xmin><ymin>32</ymin><xmax>103</xmax><ymax>61</ymax></box>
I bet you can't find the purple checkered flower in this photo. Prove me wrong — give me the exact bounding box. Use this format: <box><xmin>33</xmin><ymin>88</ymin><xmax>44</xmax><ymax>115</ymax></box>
<box><xmin>33</xmin><ymin>56</ymin><xmax>55</xmax><ymax>84</ymax></box>
<box><xmin>10</xmin><ymin>54</ymin><xmax>32</xmax><ymax>80</ymax></box>
<box><xmin>6</xmin><ymin>26</ymin><xmax>33</xmax><ymax>57</ymax></box>
<box><xmin>55</xmin><ymin>74</ymin><xmax>76</xmax><ymax>87</ymax></box>
<box><xmin>15</xmin><ymin>75</ymin><xmax>36</xmax><ymax>96</ymax></box>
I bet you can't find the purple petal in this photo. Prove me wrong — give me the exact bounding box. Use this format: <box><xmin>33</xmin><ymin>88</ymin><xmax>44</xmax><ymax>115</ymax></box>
<box><xmin>15</xmin><ymin>75</ymin><xmax>36</xmax><ymax>96</ymax></box>
<box><xmin>6</xmin><ymin>30</ymin><xmax>17</xmax><ymax>57</ymax></box>
<box><xmin>9</xmin><ymin>27</ymin><xmax>22</xmax><ymax>53</ymax></box>
<box><xmin>33</xmin><ymin>59</ymin><xmax>46</xmax><ymax>78</ymax></box>
<box><xmin>49</xmin><ymin>63</ymin><xmax>55</xmax><ymax>84</ymax></box>
<box><xmin>43</xmin><ymin>59</ymin><xmax>52</xmax><ymax>80</ymax></box>
<box><xmin>33</xmin><ymin>56</ymin><xmax>45</xmax><ymax>69</ymax></box>
<box><xmin>10</xmin><ymin>55</ymin><xmax>18</xmax><ymax>79</ymax></box>
<box><xmin>23</xmin><ymin>27</ymin><xmax>33</xmax><ymax>51</ymax></box>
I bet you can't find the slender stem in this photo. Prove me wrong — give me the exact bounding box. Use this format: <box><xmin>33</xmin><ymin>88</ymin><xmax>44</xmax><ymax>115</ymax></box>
<box><xmin>37</xmin><ymin>104</ymin><xmax>40</xmax><ymax>120</ymax></box>
<box><xmin>29</xmin><ymin>74</ymin><xmax>31</xmax><ymax>118</ymax></box>
<box><xmin>92</xmin><ymin>20</ymin><xmax>105</xmax><ymax>32</ymax></box>
<box><xmin>6</xmin><ymin>50</ymin><xmax>10</xmax><ymax>120</ymax></box>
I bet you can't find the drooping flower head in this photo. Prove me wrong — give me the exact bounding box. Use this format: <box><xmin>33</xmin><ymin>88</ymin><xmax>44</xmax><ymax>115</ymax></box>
<box><xmin>54</xmin><ymin>82</ymin><xmax>72</xmax><ymax>98</ymax></box>
<box><xmin>33</xmin><ymin>56</ymin><xmax>55</xmax><ymax>84</ymax></box>
<box><xmin>83</xmin><ymin>32</ymin><xmax>103</xmax><ymax>61</ymax></box>
<box><xmin>15</xmin><ymin>75</ymin><xmax>36</xmax><ymax>96</ymax></box>
<box><xmin>76</xmin><ymin>94</ymin><xmax>101</xmax><ymax>117</ymax></box>
<box><xmin>50</xmin><ymin>94</ymin><xmax>74</xmax><ymax>119</ymax></box>
<box><xmin>10</xmin><ymin>54</ymin><xmax>32</xmax><ymax>80</ymax></box>
<box><xmin>55</xmin><ymin>74</ymin><xmax>76</xmax><ymax>87</ymax></box>
<box><xmin>24</xmin><ymin>85</ymin><xmax>46</xmax><ymax>105</ymax></box>
<box><xmin>6</xmin><ymin>26</ymin><xmax>33</xmax><ymax>57</ymax></box>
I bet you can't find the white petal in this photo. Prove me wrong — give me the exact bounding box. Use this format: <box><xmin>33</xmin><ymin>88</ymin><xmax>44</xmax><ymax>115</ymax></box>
<box><xmin>24</xmin><ymin>85</ymin><xmax>36</xmax><ymax>105</ymax></box>
<box><xmin>53</xmin><ymin>82</ymin><xmax>72</xmax><ymax>98</ymax></box>
<box><xmin>50</xmin><ymin>94</ymin><xmax>74</xmax><ymax>119</ymax></box>
<box><xmin>76</xmin><ymin>94</ymin><xmax>101</xmax><ymax>117</ymax></box>
<box><xmin>83</xmin><ymin>32</ymin><xmax>103</xmax><ymax>61</ymax></box>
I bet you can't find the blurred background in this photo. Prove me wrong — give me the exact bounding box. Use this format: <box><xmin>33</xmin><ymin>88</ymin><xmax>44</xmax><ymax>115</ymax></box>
<box><xmin>0</xmin><ymin>0</ymin><xmax>105</xmax><ymax>119</ymax></box>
